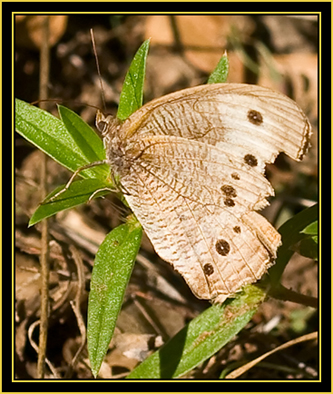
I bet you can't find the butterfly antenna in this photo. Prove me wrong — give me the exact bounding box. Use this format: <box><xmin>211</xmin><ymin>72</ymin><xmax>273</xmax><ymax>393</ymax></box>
<box><xmin>90</xmin><ymin>28</ymin><xmax>107</xmax><ymax>112</ymax></box>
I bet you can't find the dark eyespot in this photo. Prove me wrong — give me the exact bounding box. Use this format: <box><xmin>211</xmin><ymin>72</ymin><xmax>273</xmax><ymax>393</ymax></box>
<box><xmin>215</xmin><ymin>239</ymin><xmax>230</xmax><ymax>256</ymax></box>
<box><xmin>244</xmin><ymin>154</ymin><xmax>258</xmax><ymax>167</ymax></box>
<box><xmin>221</xmin><ymin>185</ymin><xmax>237</xmax><ymax>198</ymax></box>
<box><xmin>203</xmin><ymin>263</ymin><xmax>214</xmax><ymax>276</ymax></box>
<box><xmin>233</xmin><ymin>226</ymin><xmax>241</xmax><ymax>234</ymax></box>
<box><xmin>248</xmin><ymin>109</ymin><xmax>263</xmax><ymax>125</ymax></box>
<box><xmin>224</xmin><ymin>198</ymin><xmax>235</xmax><ymax>207</ymax></box>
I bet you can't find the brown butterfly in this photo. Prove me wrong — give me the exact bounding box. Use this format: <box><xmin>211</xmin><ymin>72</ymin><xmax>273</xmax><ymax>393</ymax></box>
<box><xmin>68</xmin><ymin>83</ymin><xmax>313</xmax><ymax>303</ymax></box>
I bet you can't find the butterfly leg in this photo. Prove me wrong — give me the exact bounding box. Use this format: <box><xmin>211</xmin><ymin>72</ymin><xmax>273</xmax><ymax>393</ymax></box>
<box><xmin>47</xmin><ymin>160</ymin><xmax>107</xmax><ymax>202</ymax></box>
<box><xmin>87</xmin><ymin>186</ymin><xmax>114</xmax><ymax>203</ymax></box>
<box><xmin>109</xmin><ymin>171</ymin><xmax>132</xmax><ymax>196</ymax></box>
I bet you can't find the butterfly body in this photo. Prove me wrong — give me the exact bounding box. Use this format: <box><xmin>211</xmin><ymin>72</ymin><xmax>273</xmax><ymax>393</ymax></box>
<box><xmin>96</xmin><ymin>83</ymin><xmax>311</xmax><ymax>303</ymax></box>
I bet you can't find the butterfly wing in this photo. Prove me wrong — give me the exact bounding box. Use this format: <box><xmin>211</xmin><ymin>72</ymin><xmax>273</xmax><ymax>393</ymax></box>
<box><xmin>120</xmin><ymin>135</ymin><xmax>281</xmax><ymax>302</ymax></box>
<box><xmin>122</xmin><ymin>83</ymin><xmax>311</xmax><ymax>168</ymax></box>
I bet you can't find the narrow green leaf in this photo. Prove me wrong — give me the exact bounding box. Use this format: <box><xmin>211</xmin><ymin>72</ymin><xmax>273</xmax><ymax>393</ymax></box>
<box><xmin>15</xmin><ymin>99</ymin><xmax>109</xmax><ymax>179</ymax></box>
<box><xmin>127</xmin><ymin>285</ymin><xmax>266</xmax><ymax>379</ymax></box>
<box><xmin>207</xmin><ymin>53</ymin><xmax>229</xmax><ymax>84</ymax></box>
<box><xmin>88</xmin><ymin>221</ymin><xmax>142</xmax><ymax>378</ymax></box>
<box><xmin>28</xmin><ymin>179</ymin><xmax>114</xmax><ymax>226</ymax></box>
<box><xmin>117</xmin><ymin>39</ymin><xmax>150</xmax><ymax>121</ymax></box>
<box><xmin>58</xmin><ymin>105</ymin><xmax>106</xmax><ymax>163</ymax></box>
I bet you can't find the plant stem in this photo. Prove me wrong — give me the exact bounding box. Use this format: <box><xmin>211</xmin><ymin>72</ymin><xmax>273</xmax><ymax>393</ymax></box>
<box><xmin>37</xmin><ymin>16</ymin><xmax>50</xmax><ymax>379</ymax></box>
<box><xmin>269</xmin><ymin>284</ymin><xmax>317</xmax><ymax>308</ymax></box>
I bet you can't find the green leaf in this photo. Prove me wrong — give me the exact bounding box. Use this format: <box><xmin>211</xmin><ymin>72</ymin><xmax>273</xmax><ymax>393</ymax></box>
<box><xmin>117</xmin><ymin>39</ymin><xmax>150</xmax><ymax>121</ymax></box>
<box><xmin>296</xmin><ymin>220</ymin><xmax>318</xmax><ymax>260</ymax></box>
<box><xmin>88</xmin><ymin>221</ymin><xmax>142</xmax><ymax>378</ymax></box>
<box><xmin>301</xmin><ymin>220</ymin><xmax>318</xmax><ymax>236</ymax></box>
<box><xmin>15</xmin><ymin>99</ymin><xmax>109</xmax><ymax>179</ymax></box>
<box><xmin>207</xmin><ymin>53</ymin><xmax>229</xmax><ymax>84</ymax></box>
<box><xmin>127</xmin><ymin>285</ymin><xmax>266</xmax><ymax>379</ymax></box>
<box><xmin>269</xmin><ymin>204</ymin><xmax>318</xmax><ymax>286</ymax></box>
<box><xmin>58</xmin><ymin>105</ymin><xmax>106</xmax><ymax>163</ymax></box>
<box><xmin>16</xmin><ymin>99</ymin><xmax>112</xmax><ymax>223</ymax></box>
<box><xmin>28</xmin><ymin>179</ymin><xmax>114</xmax><ymax>226</ymax></box>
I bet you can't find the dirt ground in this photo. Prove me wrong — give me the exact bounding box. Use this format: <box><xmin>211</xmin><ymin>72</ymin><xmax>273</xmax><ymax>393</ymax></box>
<box><xmin>15</xmin><ymin>14</ymin><xmax>318</xmax><ymax>380</ymax></box>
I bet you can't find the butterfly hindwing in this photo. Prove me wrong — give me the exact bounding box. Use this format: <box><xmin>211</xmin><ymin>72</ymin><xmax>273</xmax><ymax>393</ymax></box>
<box><xmin>123</xmin><ymin>162</ymin><xmax>280</xmax><ymax>301</ymax></box>
<box><xmin>121</xmin><ymin>136</ymin><xmax>281</xmax><ymax>301</ymax></box>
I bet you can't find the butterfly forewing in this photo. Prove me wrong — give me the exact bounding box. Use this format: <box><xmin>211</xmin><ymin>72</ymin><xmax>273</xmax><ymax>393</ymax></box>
<box><xmin>123</xmin><ymin>83</ymin><xmax>311</xmax><ymax>164</ymax></box>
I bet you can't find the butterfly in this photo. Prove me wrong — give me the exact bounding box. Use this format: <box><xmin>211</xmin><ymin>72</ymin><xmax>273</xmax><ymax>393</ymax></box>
<box><xmin>93</xmin><ymin>83</ymin><xmax>311</xmax><ymax>303</ymax></box>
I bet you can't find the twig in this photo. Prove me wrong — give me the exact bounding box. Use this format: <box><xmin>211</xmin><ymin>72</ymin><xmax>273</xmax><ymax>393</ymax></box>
<box><xmin>64</xmin><ymin>246</ymin><xmax>87</xmax><ymax>378</ymax></box>
<box><xmin>225</xmin><ymin>331</ymin><xmax>318</xmax><ymax>379</ymax></box>
<box><xmin>37</xmin><ymin>15</ymin><xmax>50</xmax><ymax>379</ymax></box>
<box><xmin>28</xmin><ymin>321</ymin><xmax>60</xmax><ymax>378</ymax></box>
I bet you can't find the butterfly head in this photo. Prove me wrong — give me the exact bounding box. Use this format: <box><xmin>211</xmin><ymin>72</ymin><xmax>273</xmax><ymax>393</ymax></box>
<box><xmin>96</xmin><ymin>110</ymin><xmax>121</xmax><ymax>137</ymax></box>
<box><xmin>95</xmin><ymin>110</ymin><xmax>132</xmax><ymax>175</ymax></box>
<box><xmin>96</xmin><ymin>110</ymin><xmax>124</xmax><ymax>152</ymax></box>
